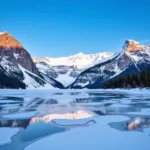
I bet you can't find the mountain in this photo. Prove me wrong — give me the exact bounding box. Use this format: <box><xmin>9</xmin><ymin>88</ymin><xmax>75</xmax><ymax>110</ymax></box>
<box><xmin>32</xmin><ymin>52</ymin><xmax>113</xmax><ymax>87</ymax></box>
<box><xmin>69</xmin><ymin>40</ymin><xmax>150</xmax><ymax>89</ymax></box>
<box><xmin>0</xmin><ymin>32</ymin><xmax>63</xmax><ymax>89</ymax></box>
<box><xmin>2</xmin><ymin>32</ymin><xmax>149</xmax><ymax>89</ymax></box>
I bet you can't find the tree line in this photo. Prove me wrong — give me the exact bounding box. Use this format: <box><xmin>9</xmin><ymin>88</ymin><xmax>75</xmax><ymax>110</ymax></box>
<box><xmin>104</xmin><ymin>69</ymin><xmax>150</xmax><ymax>88</ymax></box>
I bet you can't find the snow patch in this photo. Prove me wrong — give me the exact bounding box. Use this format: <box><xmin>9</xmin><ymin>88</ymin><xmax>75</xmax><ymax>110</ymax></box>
<box><xmin>13</xmin><ymin>53</ymin><xmax>23</xmax><ymax>60</ymax></box>
<box><xmin>18</xmin><ymin>64</ymin><xmax>55</xmax><ymax>89</ymax></box>
<box><xmin>56</xmin><ymin>71</ymin><xmax>76</xmax><ymax>86</ymax></box>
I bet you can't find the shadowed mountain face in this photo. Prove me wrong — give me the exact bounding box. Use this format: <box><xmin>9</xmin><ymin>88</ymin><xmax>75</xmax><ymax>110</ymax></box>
<box><xmin>0</xmin><ymin>32</ymin><xmax>64</xmax><ymax>89</ymax></box>
<box><xmin>0</xmin><ymin>32</ymin><xmax>41</xmax><ymax>77</ymax></box>
<box><xmin>70</xmin><ymin>40</ymin><xmax>150</xmax><ymax>89</ymax></box>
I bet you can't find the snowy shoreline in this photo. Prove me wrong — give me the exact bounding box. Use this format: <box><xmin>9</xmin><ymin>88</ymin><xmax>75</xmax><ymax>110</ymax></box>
<box><xmin>0</xmin><ymin>88</ymin><xmax>149</xmax><ymax>93</ymax></box>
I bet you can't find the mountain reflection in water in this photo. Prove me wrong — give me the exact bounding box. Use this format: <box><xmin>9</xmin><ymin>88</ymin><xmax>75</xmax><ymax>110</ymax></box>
<box><xmin>0</xmin><ymin>111</ymin><xmax>95</xmax><ymax>142</ymax></box>
<box><xmin>109</xmin><ymin>117</ymin><xmax>150</xmax><ymax>132</ymax></box>
<box><xmin>0</xmin><ymin>90</ymin><xmax>150</xmax><ymax>150</ymax></box>
<box><xmin>0</xmin><ymin>111</ymin><xmax>95</xmax><ymax>150</ymax></box>
<box><xmin>128</xmin><ymin>118</ymin><xmax>150</xmax><ymax>130</ymax></box>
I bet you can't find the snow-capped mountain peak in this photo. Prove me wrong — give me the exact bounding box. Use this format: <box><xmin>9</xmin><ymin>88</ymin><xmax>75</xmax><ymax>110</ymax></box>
<box><xmin>33</xmin><ymin>52</ymin><xmax>113</xmax><ymax>69</ymax></box>
<box><xmin>0</xmin><ymin>31</ymin><xmax>8</xmax><ymax>35</ymax></box>
<box><xmin>1</xmin><ymin>32</ymin><xmax>150</xmax><ymax>89</ymax></box>
<box><xmin>0</xmin><ymin>32</ymin><xmax>24</xmax><ymax>50</ymax></box>
<box><xmin>124</xmin><ymin>40</ymin><xmax>149</xmax><ymax>53</ymax></box>
<box><xmin>0</xmin><ymin>31</ymin><xmax>63</xmax><ymax>89</ymax></box>
<box><xmin>70</xmin><ymin>40</ymin><xmax>150</xmax><ymax>89</ymax></box>
<box><xmin>33</xmin><ymin>52</ymin><xmax>113</xmax><ymax>87</ymax></box>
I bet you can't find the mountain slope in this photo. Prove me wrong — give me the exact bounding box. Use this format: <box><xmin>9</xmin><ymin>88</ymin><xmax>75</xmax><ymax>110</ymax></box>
<box><xmin>70</xmin><ymin>40</ymin><xmax>150</xmax><ymax>89</ymax></box>
<box><xmin>33</xmin><ymin>52</ymin><xmax>113</xmax><ymax>87</ymax></box>
<box><xmin>0</xmin><ymin>32</ymin><xmax>63</xmax><ymax>89</ymax></box>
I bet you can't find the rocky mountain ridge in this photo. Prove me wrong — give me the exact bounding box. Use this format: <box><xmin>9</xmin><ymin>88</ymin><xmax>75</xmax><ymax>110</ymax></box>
<box><xmin>69</xmin><ymin>40</ymin><xmax>150</xmax><ymax>88</ymax></box>
<box><xmin>0</xmin><ymin>32</ymin><xmax>63</xmax><ymax>89</ymax></box>
<box><xmin>33</xmin><ymin>52</ymin><xmax>113</xmax><ymax>86</ymax></box>
<box><xmin>0</xmin><ymin>31</ymin><xmax>150</xmax><ymax>89</ymax></box>
<box><xmin>32</xmin><ymin>52</ymin><xmax>112</xmax><ymax>69</ymax></box>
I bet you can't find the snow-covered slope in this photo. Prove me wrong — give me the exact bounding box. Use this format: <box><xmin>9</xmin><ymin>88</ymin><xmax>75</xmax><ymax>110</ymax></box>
<box><xmin>0</xmin><ymin>32</ymin><xmax>63</xmax><ymax>89</ymax></box>
<box><xmin>70</xmin><ymin>40</ymin><xmax>150</xmax><ymax>89</ymax></box>
<box><xmin>33</xmin><ymin>52</ymin><xmax>113</xmax><ymax>86</ymax></box>
<box><xmin>33</xmin><ymin>52</ymin><xmax>112</xmax><ymax>69</ymax></box>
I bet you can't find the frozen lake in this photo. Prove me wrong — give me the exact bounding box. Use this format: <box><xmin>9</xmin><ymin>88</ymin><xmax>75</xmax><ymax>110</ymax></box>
<box><xmin>0</xmin><ymin>89</ymin><xmax>150</xmax><ymax>150</ymax></box>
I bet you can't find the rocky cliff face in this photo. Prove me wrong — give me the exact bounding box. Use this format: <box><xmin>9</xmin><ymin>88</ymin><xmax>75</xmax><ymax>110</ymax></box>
<box><xmin>126</xmin><ymin>40</ymin><xmax>147</xmax><ymax>52</ymax></box>
<box><xmin>0</xmin><ymin>32</ymin><xmax>41</xmax><ymax>77</ymax></box>
<box><xmin>0</xmin><ymin>32</ymin><xmax>23</xmax><ymax>49</ymax></box>
<box><xmin>0</xmin><ymin>32</ymin><xmax>63</xmax><ymax>89</ymax></box>
<box><xmin>70</xmin><ymin>40</ymin><xmax>150</xmax><ymax>89</ymax></box>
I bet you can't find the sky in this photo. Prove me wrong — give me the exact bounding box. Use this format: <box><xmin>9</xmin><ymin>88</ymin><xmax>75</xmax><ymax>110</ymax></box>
<box><xmin>0</xmin><ymin>0</ymin><xmax>150</xmax><ymax>58</ymax></box>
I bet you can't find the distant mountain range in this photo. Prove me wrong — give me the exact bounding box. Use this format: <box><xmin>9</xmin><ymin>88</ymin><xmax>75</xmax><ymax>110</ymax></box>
<box><xmin>0</xmin><ymin>31</ymin><xmax>150</xmax><ymax>89</ymax></box>
<box><xmin>32</xmin><ymin>52</ymin><xmax>112</xmax><ymax>86</ymax></box>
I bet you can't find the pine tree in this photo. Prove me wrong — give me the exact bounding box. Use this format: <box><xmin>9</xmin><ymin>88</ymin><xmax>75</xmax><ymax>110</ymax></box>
<box><xmin>140</xmin><ymin>70</ymin><xmax>146</xmax><ymax>87</ymax></box>
<box><xmin>132</xmin><ymin>74</ymin><xmax>140</xmax><ymax>87</ymax></box>
<box><xmin>104</xmin><ymin>68</ymin><xmax>150</xmax><ymax>89</ymax></box>
<box><xmin>126</xmin><ymin>74</ymin><xmax>132</xmax><ymax>87</ymax></box>
<box><xmin>146</xmin><ymin>69</ymin><xmax>150</xmax><ymax>87</ymax></box>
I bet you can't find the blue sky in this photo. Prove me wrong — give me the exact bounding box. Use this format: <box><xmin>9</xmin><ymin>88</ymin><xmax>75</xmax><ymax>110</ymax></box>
<box><xmin>0</xmin><ymin>0</ymin><xmax>150</xmax><ymax>58</ymax></box>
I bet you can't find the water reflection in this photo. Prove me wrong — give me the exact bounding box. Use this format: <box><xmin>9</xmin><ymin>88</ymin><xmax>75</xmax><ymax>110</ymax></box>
<box><xmin>128</xmin><ymin>118</ymin><xmax>150</xmax><ymax>130</ymax></box>
<box><xmin>0</xmin><ymin>112</ymin><xmax>95</xmax><ymax>150</ymax></box>
<box><xmin>22</xmin><ymin>120</ymin><xmax>66</xmax><ymax>142</ymax></box>
<box><xmin>0</xmin><ymin>90</ymin><xmax>150</xmax><ymax>150</ymax></box>
<box><xmin>30</xmin><ymin>110</ymin><xmax>93</xmax><ymax>123</ymax></box>
<box><xmin>0</xmin><ymin>119</ymin><xmax>30</xmax><ymax>128</ymax></box>
<box><xmin>109</xmin><ymin>117</ymin><xmax>150</xmax><ymax>132</ymax></box>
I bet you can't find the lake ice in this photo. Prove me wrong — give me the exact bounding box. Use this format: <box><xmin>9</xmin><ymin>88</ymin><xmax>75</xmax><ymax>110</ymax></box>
<box><xmin>0</xmin><ymin>89</ymin><xmax>150</xmax><ymax>150</ymax></box>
